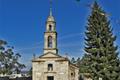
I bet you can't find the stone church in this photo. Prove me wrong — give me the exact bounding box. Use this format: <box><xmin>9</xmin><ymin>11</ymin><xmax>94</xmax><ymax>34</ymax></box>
<box><xmin>32</xmin><ymin>2</ymin><xmax>79</xmax><ymax>80</ymax></box>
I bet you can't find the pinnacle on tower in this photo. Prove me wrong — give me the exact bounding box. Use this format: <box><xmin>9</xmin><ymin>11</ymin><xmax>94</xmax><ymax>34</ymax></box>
<box><xmin>47</xmin><ymin>0</ymin><xmax>55</xmax><ymax>22</ymax></box>
<box><xmin>50</xmin><ymin>0</ymin><xmax>52</xmax><ymax>16</ymax></box>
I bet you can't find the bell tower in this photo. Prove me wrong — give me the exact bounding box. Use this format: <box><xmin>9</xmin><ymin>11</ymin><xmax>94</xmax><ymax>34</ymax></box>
<box><xmin>44</xmin><ymin>0</ymin><xmax>58</xmax><ymax>54</ymax></box>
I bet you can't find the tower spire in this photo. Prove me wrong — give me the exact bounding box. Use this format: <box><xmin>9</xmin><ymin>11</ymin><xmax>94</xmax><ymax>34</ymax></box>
<box><xmin>50</xmin><ymin>0</ymin><xmax>52</xmax><ymax>16</ymax></box>
<box><xmin>47</xmin><ymin>0</ymin><xmax>55</xmax><ymax>22</ymax></box>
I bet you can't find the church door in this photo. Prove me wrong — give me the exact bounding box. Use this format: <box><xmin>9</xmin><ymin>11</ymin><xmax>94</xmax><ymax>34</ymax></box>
<box><xmin>47</xmin><ymin>76</ymin><xmax>54</xmax><ymax>80</ymax></box>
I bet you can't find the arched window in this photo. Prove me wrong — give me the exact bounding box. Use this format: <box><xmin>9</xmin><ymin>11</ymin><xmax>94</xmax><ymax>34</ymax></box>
<box><xmin>49</xmin><ymin>25</ymin><xmax>52</xmax><ymax>31</ymax></box>
<box><xmin>48</xmin><ymin>64</ymin><xmax>53</xmax><ymax>71</ymax></box>
<box><xmin>48</xmin><ymin>36</ymin><xmax>52</xmax><ymax>48</ymax></box>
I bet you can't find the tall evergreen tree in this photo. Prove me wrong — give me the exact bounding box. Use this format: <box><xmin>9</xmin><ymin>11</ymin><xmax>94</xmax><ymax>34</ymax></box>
<box><xmin>81</xmin><ymin>1</ymin><xmax>120</xmax><ymax>80</ymax></box>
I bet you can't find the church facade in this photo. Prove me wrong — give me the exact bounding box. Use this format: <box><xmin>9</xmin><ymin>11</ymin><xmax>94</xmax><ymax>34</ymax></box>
<box><xmin>32</xmin><ymin>5</ymin><xmax>79</xmax><ymax>80</ymax></box>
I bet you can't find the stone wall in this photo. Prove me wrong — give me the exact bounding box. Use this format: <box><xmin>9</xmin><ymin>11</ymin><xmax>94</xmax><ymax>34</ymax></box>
<box><xmin>33</xmin><ymin>59</ymin><xmax>69</xmax><ymax>80</ymax></box>
<box><xmin>32</xmin><ymin>53</ymin><xmax>79</xmax><ymax>80</ymax></box>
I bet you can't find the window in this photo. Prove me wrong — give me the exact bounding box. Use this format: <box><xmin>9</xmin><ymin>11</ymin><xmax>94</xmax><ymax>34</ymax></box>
<box><xmin>48</xmin><ymin>36</ymin><xmax>52</xmax><ymax>48</ymax></box>
<box><xmin>47</xmin><ymin>76</ymin><xmax>54</xmax><ymax>80</ymax></box>
<box><xmin>71</xmin><ymin>73</ymin><xmax>74</xmax><ymax>76</ymax></box>
<box><xmin>48</xmin><ymin>64</ymin><xmax>53</xmax><ymax>71</ymax></box>
<box><xmin>49</xmin><ymin>25</ymin><xmax>52</xmax><ymax>31</ymax></box>
<box><xmin>71</xmin><ymin>72</ymin><xmax>75</xmax><ymax>77</ymax></box>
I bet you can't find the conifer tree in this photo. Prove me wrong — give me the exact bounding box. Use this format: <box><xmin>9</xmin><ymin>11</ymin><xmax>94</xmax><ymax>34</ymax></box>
<box><xmin>81</xmin><ymin>1</ymin><xmax>120</xmax><ymax>80</ymax></box>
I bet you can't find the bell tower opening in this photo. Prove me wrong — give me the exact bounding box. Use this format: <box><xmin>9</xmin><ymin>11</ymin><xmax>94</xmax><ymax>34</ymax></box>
<box><xmin>49</xmin><ymin>25</ymin><xmax>52</xmax><ymax>31</ymax></box>
<box><xmin>48</xmin><ymin>36</ymin><xmax>52</xmax><ymax>48</ymax></box>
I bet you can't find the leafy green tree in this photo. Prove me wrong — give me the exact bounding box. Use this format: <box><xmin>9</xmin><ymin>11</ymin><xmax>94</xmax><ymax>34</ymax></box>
<box><xmin>0</xmin><ymin>40</ymin><xmax>7</xmax><ymax>74</ymax></box>
<box><xmin>28</xmin><ymin>67</ymin><xmax>32</xmax><ymax>77</ymax></box>
<box><xmin>0</xmin><ymin>40</ymin><xmax>26</xmax><ymax>75</ymax></box>
<box><xmin>81</xmin><ymin>1</ymin><xmax>120</xmax><ymax>80</ymax></box>
<box><xmin>71</xmin><ymin>57</ymin><xmax>76</xmax><ymax>64</ymax></box>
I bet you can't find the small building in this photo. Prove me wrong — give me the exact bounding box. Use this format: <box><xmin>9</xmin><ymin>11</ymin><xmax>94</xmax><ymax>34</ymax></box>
<box><xmin>32</xmin><ymin>2</ymin><xmax>79</xmax><ymax>80</ymax></box>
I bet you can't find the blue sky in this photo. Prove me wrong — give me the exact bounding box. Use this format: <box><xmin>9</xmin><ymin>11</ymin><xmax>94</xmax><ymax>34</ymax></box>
<box><xmin>0</xmin><ymin>0</ymin><xmax>120</xmax><ymax>70</ymax></box>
